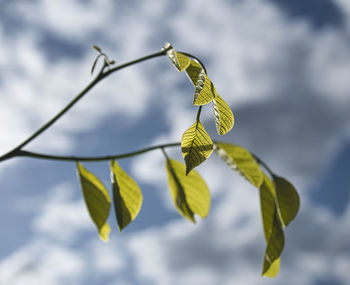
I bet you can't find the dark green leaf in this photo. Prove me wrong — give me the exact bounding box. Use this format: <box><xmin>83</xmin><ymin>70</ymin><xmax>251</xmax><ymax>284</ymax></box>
<box><xmin>273</xmin><ymin>175</ymin><xmax>300</xmax><ymax>228</ymax></box>
<box><xmin>262</xmin><ymin>211</ymin><xmax>284</xmax><ymax>277</ymax></box>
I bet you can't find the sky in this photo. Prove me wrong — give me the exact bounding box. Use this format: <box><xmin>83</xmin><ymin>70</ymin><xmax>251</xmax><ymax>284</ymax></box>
<box><xmin>0</xmin><ymin>0</ymin><xmax>350</xmax><ymax>284</ymax></box>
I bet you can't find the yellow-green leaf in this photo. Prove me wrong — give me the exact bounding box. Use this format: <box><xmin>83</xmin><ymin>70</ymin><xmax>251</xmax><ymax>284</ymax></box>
<box><xmin>76</xmin><ymin>162</ymin><xmax>111</xmax><ymax>241</ymax></box>
<box><xmin>186</xmin><ymin>59</ymin><xmax>202</xmax><ymax>85</ymax></box>
<box><xmin>214</xmin><ymin>143</ymin><xmax>263</xmax><ymax>188</ymax></box>
<box><xmin>186</xmin><ymin>60</ymin><xmax>215</xmax><ymax>105</ymax></box>
<box><xmin>263</xmin><ymin>258</ymin><xmax>281</xmax><ymax>278</ymax></box>
<box><xmin>164</xmin><ymin>42</ymin><xmax>191</xmax><ymax>72</ymax></box>
<box><xmin>166</xmin><ymin>158</ymin><xmax>210</xmax><ymax>222</ymax></box>
<box><xmin>212</xmin><ymin>93</ymin><xmax>234</xmax><ymax>135</ymax></box>
<box><xmin>110</xmin><ymin>160</ymin><xmax>143</xmax><ymax>231</ymax></box>
<box><xmin>181</xmin><ymin>120</ymin><xmax>213</xmax><ymax>175</ymax></box>
<box><xmin>260</xmin><ymin>174</ymin><xmax>276</xmax><ymax>241</ymax></box>
<box><xmin>260</xmin><ymin>174</ymin><xmax>282</xmax><ymax>277</ymax></box>
<box><xmin>273</xmin><ymin>175</ymin><xmax>300</xmax><ymax>228</ymax></box>
<box><xmin>262</xmin><ymin>212</ymin><xmax>284</xmax><ymax>277</ymax></box>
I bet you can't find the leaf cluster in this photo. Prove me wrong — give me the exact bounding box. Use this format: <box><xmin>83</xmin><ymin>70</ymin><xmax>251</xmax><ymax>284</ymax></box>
<box><xmin>74</xmin><ymin>43</ymin><xmax>299</xmax><ymax>277</ymax></box>
<box><xmin>0</xmin><ymin>42</ymin><xmax>300</xmax><ymax>278</ymax></box>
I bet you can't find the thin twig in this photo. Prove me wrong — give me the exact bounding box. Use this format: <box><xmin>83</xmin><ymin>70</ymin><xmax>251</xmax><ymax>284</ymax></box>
<box><xmin>0</xmin><ymin>47</ymin><xmax>205</xmax><ymax>163</ymax></box>
<box><xmin>16</xmin><ymin>143</ymin><xmax>181</xmax><ymax>162</ymax></box>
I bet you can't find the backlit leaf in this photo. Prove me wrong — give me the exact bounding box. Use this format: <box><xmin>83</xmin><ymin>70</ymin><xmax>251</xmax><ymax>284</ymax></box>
<box><xmin>263</xmin><ymin>257</ymin><xmax>281</xmax><ymax>278</ymax></box>
<box><xmin>76</xmin><ymin>162</ymin><xmax>111</xmax><ymax>241</ymax></box>
<box><xmin>260</xmin><ymin>174</ymin><xmax>283</xmax><ymax>277</ymax></box>
<box><xmin>260</xmin><ymin>174</ymin><xmax>276</xmax><ymax>241</ymax></box>
<box><xmin>214</xmin><ymin>143</ymin><xmax>263</xmax><ymax>188</ymax></box>
<box><xmin>262</xmin><ymin>212</ymin><xmax>284</xmax><ymax>277</ymax></box>
<box><xmin>212</xmin><ymin>93</ymin><xmax>234</xmax><ymax>135</ymax></box>
<box><xmin>166</xmin><ymin>158</ymin><xmax>210</xmax><ymax>222</ymax></box>
<box><xmin>273</xmin><ymin>175</ymin><xmax>300</xmax><ymax>228</ymax></box>
<box><xmin>164</xmin><ymin>42</ymin><xmax>191</xmax><ymax>72</ymax></box>
<box><xmin>110</xmin><ymin>160</ymin><xmax>143</xmax><ymax>231</ymax></box>
<box><xmin>186</xmin><ymin>60</ymin><xmax>215</xmax><ymax>105</ymax></box>
<box><xmin>181</xmin><ymin>120</ymin><xmax>213</xmax><ymax>175</ymax></box>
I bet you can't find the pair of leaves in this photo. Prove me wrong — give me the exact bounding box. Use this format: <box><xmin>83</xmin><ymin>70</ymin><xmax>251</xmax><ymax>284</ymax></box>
<box><xmin>165</xmin><ymin>42</ymin><xmax>234</xmax><ymax>135</ymax></box>
<box><xmin>164</xmin><ymin>42</ymin><xmax>234</xmax><ymax>175</ymax></box>
<box><xmin>77</xmin><ymin>155</ymin><xmax>210</xmax><ymax>239</ymax></box>
<box><xmin>166</xmin><ymin>158</ymin><xmax>210</xmax><ymax>222</ymax></box>
<box><xmin>76</xmin><ymin>161</ymin><xmax>142</xmax><ymax>240</ymax></box>
<box><xmin>186</xmin><ymin>59</ymin><xmax>234</xmax><ymax>136</ymax></box>
<box><xmin>91</xmin><ymin>45</ymin><xmax>115</xmax><ymax>75</ymax></box>
<box><xmin>213</xmin><ymin>142</ymin><xmax>300</xmax><ymax>277</ymax></box>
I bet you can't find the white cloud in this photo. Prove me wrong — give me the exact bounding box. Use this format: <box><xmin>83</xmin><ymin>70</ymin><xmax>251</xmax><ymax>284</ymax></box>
<box><xmin>32</xmin><ymin>184</ymin><xmax>92</xmax><ymax>242</ymax></box>
<box><xmin>0</xmin><ymin>240</ymin><xmax>84</xmax><ymax>285</ymax></box>
<box><xmin>1</xmin><ymin>0</ymin><xmax>350</xmax><ymax>284</ymax></box>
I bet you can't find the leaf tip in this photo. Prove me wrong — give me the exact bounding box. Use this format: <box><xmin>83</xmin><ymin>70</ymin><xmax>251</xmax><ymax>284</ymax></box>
<box><xmin>99</xmin><ymin>223</ymin><xmax>111</xmax><ymax>242</ymax></box>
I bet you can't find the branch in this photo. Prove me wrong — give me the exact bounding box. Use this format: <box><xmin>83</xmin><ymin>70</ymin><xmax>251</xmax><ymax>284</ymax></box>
<box><xmin>0</xmin><ymin>47</ymin><xmax>204</xmax><ymax>163</ymax></box>
<box><xmin>15</xmin><ymin>143</ymin><xmax>181</xmax><ymax>162</ymax></box>
<box><xmin>252</xmin><ymin>153</ymin><xmax>275</xmax><ymax>177</ymax></box>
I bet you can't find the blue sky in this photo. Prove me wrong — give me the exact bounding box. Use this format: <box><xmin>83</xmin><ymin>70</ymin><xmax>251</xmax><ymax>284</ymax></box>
<box><xmin>0</xmin><ymin>1</ymin><xmax>350</xmax><ymax>284</ymax></box>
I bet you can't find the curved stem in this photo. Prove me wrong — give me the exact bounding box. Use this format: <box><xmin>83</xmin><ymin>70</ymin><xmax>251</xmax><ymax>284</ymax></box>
<box><xmin>0</xmin><ymin>47</ymin><xmax>206</xmax><ymax>164</ymax></box>
<box><xmin>252</xmin><ymin>153</ymin><xmax>275</xmax><ymax>177</ymax></box>
<box><xmin>0</xmin><ymin>50</ymin><xmax>168</xmax><ymax>163</ymax></box>
<box><xmin>178</xmin><ymin>51</ymin><xmax>207</xmax><ymax>74</ymax></box>
<box><xmin>16</xmin><ymin>142</ymin><xmax>181</xmax><ymax>162</ymax></box>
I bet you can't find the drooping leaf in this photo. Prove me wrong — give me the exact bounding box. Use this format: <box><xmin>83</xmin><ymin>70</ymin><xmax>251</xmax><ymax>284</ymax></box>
<box><xmin>273</xmin><ymin>175</ymin><xmax>300</xmax><ymax>228</ymax></box>
<box><xmin>259</xmin><ymin>174</ymin><xmax>276</xmax><ymax>241</ymax></box>
<box><xmin>262</xmin><ymin>212</ymin><xmax>284</xmax><ymax>277</ymax></box>
<box><xmin>76</xmin><ymin>162</ymin><xmax>111</xmax><ymax>241</ymax></box>
<box><xmin>263</xmin><ymin>257</ymin><xmax>281</xmax><ymax>278</ymax></box>
<box><xmin>164</xmin><ymin>42</ymin><xmax>191</xmax><ymax>72</ymax></box>
<box><xmin>110</xmin><ymin>160</ymin><xmax>143</xmax><ymax>231</ymax></box>
<box><xmin>214</xmin><ymin>143</ymin><xmax>263</xmax><ymax>188</ymax></box>
<box><xmin>259</xmin><ymin>174</ymin><xmax>283</xmax><ymax>277</ymax></box>
<box><xmin>181</xmin><ymin>120</ymin><xmax>213</xmax><ymax>175</ymax></box>
<box><xmin>212</xmin><ymin>93</ymin><xmax>234</xmax><ymax>135</ymax></box>
<box><xmin>186</xmin><ymin>60</ymin><xmax>215</xmax><ymax>105</ymax></box>
<box><xmin>166</xmin><ymin>158</ymin><xmax>210</xmax><ymax>222</ymax></box>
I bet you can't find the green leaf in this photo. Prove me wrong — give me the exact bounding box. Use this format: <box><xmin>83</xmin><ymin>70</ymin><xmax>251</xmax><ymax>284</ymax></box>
<box><xmin>76</xmin><ymin>162</ymin><xmax>111</xmax><ymax>241</ymax></box>
<box><xmin>166</xmin><ymin>158</ymin><xmax>210</xmax><ymax>222</ymax></box>
<box><xmin>164</xmin><ymin>42</ymin><xmax>191</xmax><ymax>72</ymax></box>
<box><xmin>259</xmin><ymin>174</ymin><xmax>276</xmax><ymax>241</ymax></box>
<box><xmin>186</xmin><ymin>60</ymin><xmax>215</xmax><ymax>106</ymax></box>
<box><xmin>273</xmin><ymin>175</ymin><xmax>300</xmax><ymax>228</ymax></box>
<box><xmin>260</xmin><ymin>174</ymin><xmax>283</xmax><ymax>277</ymax></box>
<box><xmin>181</xmin><ymin>120</ymin><xmax>213</xmax><ymax>175</ymax></box>
<box><xmin>263</xmin><ymin>258</ymin><xmax>281</xmax><ymax>278</ymax></box>
<box><xmin>214</xmin><ymin>143</ymin><xmax>264</xmax><ymax>188</ymax></box>
<box><xmin>262</xmin><ymin>212</ymin><xmax>284</xmax><ymax>277</ymax></box>
<box><xmin>92</xmin><ymin>45</ymin><xmax>102</xmax><ymax>53</ymax></box>
<box><xmin>212</xmin><ymin>93</ymin><xmax>234</xmax><ymax>135</ymax></box>
<box><xmin>110</xmin><ymin>160</ymin><xmax>143</xmax><ymax>231</ymax></box>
